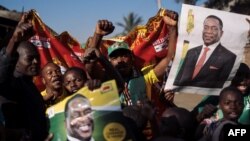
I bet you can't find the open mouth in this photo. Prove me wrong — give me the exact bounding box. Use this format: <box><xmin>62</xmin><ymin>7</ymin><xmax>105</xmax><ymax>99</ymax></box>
<box><xmin>79</xmin><ymin>124</ymin><xmax>91</xmax><ymax>132</ymax></box>
<box><xmin>204</xmin><ymin>35</ymin><xmax>213</xmax><ymax>41</ymax></box>
<box><xmin>71</xmin><ymin>87</ymin><xmax>78</xmax><ymax>93</ymax></box>
<box><xmin>229</xmin><ymin>112</ymin><xmax>239</xmax><ymax>118</ymax></box>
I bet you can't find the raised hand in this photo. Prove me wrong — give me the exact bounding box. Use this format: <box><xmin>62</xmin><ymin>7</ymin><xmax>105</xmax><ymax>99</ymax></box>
<box><xmin>163</xmin><ymin>10</ymin><xmax>178</xmax><ymax>26</ymax></box>
<box><xmin>12</xmin><ymin>10</ymin><xmax>34</xmax><ymax>42</ymax></box>
<box><xmin>6</xmin><ymin>10</ymin><xmax>35</xmax><ymax>56</ymax></box>
<box><xmin>95</xmin><ymin>20</ymin><xmax>115</xmax><ymax>36</ymax></box>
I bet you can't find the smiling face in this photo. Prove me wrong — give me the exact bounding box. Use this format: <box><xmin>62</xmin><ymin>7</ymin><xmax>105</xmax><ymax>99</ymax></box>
<box><xmin>219</xmin><ymin>89</ymin><xmax>244</xmax><ymax>122</ymax></box>
<box><xmin>15</xmin><ymin>41</ymin><xmax>40</xmax><ymax>77</ymax></box>
<box><xmin>65</xmin><ymin>96</ymin><xmax>93</xmax><ymax>140</ymax></box>
<box><xmin>42</xmin><ymin>63</ymin><xmax>62</xmax><ymax>90</ymax></box>
<box><xmin>202</xmin><ymin>17</ymin><xmax>223</xmax><ymax>46</ymax></box>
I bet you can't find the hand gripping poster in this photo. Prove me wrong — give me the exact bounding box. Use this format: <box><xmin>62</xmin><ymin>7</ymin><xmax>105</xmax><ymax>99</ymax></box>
<box><xmin>47</xmin><ymin>80</ymin><xmax>138</xmax><ymax>141</ymax></box>
<box><xmin>165</xmin><ymin>4</ymin><xmax>249</xmax><ymax>95</ymax></box>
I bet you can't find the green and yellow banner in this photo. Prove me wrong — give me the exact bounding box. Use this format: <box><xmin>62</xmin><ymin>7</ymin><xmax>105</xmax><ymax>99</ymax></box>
<box><xmin>47</xmin><ymin>80</ymin><xmax>138</xmax><ymax>141</ymax></box>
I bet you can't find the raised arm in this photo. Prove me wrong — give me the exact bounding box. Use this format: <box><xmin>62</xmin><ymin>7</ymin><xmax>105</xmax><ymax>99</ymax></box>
<box><xmin>0</xmin><ymin>11</ymin><xmax>34</xmax><ymax>82</ymax></box>
<box><xmin>153</xmin><ymin>10</ymin><xmax>178</xmax><ymax>79</ymax></box>
<box><xmin>6</xmin><ymin>11</ymin><xmax>34</xmax><ymax>57</ymax></box>
<box><xmin>88</xmin><ymin>20</ymin><xmax>115</xmax><ymax>49</ymax></box>
<box><xmin>83</xmin><ymin>20</ymin><xmax>114</xmax><ymax>78</ymax></box>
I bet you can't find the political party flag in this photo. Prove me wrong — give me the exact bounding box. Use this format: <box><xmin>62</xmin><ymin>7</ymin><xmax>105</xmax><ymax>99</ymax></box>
<box><xmin>56</xmin><ymin>31</ymin><xmax>85</xmax><ymax>63</ymax></box>
<box><xmin>100</xmin><ymin>8</ymin><xmax>175</xmax><ymax>69</ymax></box>
<box><xmin>28</xmin><ymin>10</ymin><xmax>84</xmax><ymax>91</ymax></box>
<box><xmin>94</xmin><ymin>9</ymin><xmax>176</xmax><ymax>122</ymax></box>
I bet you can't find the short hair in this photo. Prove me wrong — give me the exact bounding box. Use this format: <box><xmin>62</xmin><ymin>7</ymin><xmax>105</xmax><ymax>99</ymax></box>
<box><xmin>64</xmin><ymin>94</ymin><xmax>90</xmax><ymax>118</ymax></box>
<box><xmin>17</xmin><ymin>41</ymin><xmax>38</xmax><ymax>56</ymax></box>
<box><xmin>18</xmin><ymin>41</ymin><xmax>36</xmax><ymax>49</ymax></box>
<box><xmin>63</xmin><ymin>67</ymin><xmax>88</xmax><ymax>81</ymax></box>
<box><xmin>219</xmin><ymin>86</ymin><xmax>243</xmax><ymax>102</ymax></box>
<box><xmin>16</xmin><ymin>41</ymin><xmax>40</xmax><ymax>64</ymax></box>
<box><xmin>10</xmin><ymin>41</ymin><xmax>37</xmax><ymax>66</ymax></box>
<box><xmin>205</xmin><ymin>15</ymin><xmax>223</xmax><ymax>29</ymax></box>
<box><xmin>41</xmin><ymin>62</ymin><xmax>60</xmax><ymax>75</ymax></box>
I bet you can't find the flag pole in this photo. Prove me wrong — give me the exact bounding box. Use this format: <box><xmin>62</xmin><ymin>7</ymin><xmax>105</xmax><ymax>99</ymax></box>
<box><xmin>157</xmin><ymin>0</ymin><xmax>162</xmax><ymax>9</ymax></box>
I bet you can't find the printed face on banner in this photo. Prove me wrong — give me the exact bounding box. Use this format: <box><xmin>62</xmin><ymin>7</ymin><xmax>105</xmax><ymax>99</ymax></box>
<box><xmin>65</xmin><ymin>95</ymin><xmax>94</xmax><ymax>140</ymax></box>
<box><xmin>165</xmin><ymin>4</ymin><xmax>249</xmax><ymax>95</ymax></box>
<box><xmin>46</xmin><ymin>80</ymin><xmax>139</xmax><ymax>141</ymax></box>
<box><xmin>202</xmin><ymin>17</ymin><xmax>223</xmax><ymax>46</ymax></box>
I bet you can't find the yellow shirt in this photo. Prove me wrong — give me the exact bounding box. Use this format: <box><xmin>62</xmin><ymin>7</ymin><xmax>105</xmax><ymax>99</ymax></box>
<box><xmin>41</xmin><ymin>89</ymin><xmax>68</xmax><ymax>108</ymax></box>
<box><xmin>142</xmin><ymin>65</ymin><xmax>159</xmax><ymax>99</ymax></box>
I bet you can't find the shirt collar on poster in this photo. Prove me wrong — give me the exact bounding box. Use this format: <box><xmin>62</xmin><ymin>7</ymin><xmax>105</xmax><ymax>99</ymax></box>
<box><xmin>201</xmin><ymin>41</ymin><xmax>220</xmax><ymax>62</ymax></box>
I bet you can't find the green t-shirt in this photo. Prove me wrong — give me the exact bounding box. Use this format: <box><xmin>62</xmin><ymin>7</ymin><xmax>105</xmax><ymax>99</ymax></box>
<box><xmin>238</xmin><ymin>95</ymin><xmax>250</xmax><ymax>125</ymax></box>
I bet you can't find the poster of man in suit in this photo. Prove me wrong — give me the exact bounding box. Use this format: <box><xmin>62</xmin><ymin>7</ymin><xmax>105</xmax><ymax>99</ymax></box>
<box><xmin>165</xmin><ymin>4</ymin><xmax>249</xmax><ymax>95</ymax></box>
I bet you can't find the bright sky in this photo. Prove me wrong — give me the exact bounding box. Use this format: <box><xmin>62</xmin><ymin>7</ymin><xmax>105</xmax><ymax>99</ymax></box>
<box><xmin>1</xmin><ymin>0</ymin><xmax>206</xmax><ymax>43</ymax></box>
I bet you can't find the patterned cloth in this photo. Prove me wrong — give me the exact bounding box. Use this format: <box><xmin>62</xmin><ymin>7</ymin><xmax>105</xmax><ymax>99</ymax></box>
<box><xmin>29</xmin><ymin>11</ymin><xmax>85</xmax><ymax>91</ymax></box>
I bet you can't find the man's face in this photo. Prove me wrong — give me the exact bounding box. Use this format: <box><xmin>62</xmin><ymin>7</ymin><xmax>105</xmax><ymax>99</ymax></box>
<box><xmin>219</xmin><ymin>92</ymin><xmax>243</xmax><ymax>122</ymax></box>
<box><xmin>15</xmin><ymin>45</ymin><xmax>40</xmax><ymax>76</ymax></box>
<box><xmin>66</xmin><ymin>98</ymin><xmax>93</xmax><ymax>140</ymax></box>
<box><xmin>42</xmin><ymin>63</ymin><xmax>62</xmax><ymax>90</ymax></box>
<box><xmin>63</xmin><ymin>71</ymin><xmax>86</xmax><ymax>94</ymax></box>
<box><xmin>202</xmin><ymin>17</ymin><xmax>223</xmax><ymax>46</ymax></box>
<box><xmin>109</xmin><ymin>50</ymin><xmax>133</xmax><ymax>78</ymax></box>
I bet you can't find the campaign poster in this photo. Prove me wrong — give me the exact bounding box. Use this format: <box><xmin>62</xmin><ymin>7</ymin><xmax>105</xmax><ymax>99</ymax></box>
<box><xmin>47</xmin><ymin>80</ymin><xmax>138</xmax><ymax>141</ymax></box>
<box><xmin>165</xmin><ymin>4</ymin><xmax>249</xmax><ymax>95</ymax></box>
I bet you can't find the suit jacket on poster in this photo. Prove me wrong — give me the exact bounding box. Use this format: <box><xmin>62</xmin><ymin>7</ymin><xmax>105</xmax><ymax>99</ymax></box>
<box><xmin>174</xmin><ymin>44</ymin><xmax>236</xmax><ymax>88</ymax></box>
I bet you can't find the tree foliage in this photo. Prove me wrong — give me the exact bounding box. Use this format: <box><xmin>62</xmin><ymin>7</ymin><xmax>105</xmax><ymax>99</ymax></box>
<box><xmin>116</xmin><ymin>12</ymin><xmax>143</xmax><ymax>36</ymax></box>
<box><xmin>205</xmin><ymin>0</ymin><xmax>250</xmax><ymax>15</ymax></box>
<box><xmin>175</xmin><ymin>0</ymin><xmax>250</xmax><ymax>15</ymax></box>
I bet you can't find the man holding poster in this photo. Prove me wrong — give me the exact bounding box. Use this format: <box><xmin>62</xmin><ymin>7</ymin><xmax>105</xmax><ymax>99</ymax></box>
<box><xmin>174</xmin><ymin>15</ymin><xmax>236</xmax><ymax>88</ymax></box>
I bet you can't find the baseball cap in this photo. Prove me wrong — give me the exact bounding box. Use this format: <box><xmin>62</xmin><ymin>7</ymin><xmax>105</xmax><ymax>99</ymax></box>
<box><xmin>108</xmin><ymin>41</ymin><xmax>131</xmax><ymax>56</ymax></box>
